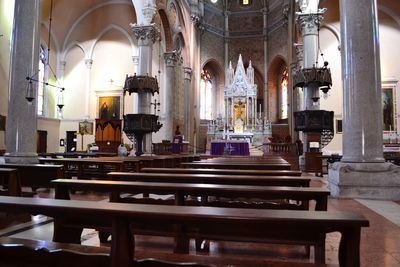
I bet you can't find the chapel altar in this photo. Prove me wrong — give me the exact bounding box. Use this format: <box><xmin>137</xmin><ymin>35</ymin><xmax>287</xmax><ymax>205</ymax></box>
<box><xmin>207</xmin><ymin>55</ymin><xmax>271</xmax><ymax>148</ymax></box>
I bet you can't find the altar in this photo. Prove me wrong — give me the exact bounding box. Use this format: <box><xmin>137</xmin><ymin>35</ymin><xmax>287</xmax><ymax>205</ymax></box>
<box><xmin>210</xmin><ymin>140</ymin><xmax>250</xmax><ymax>156</ymax></box>
<box><xmin>207</xmin><ymin>54</ymin><xmax>271</xmax><ymax>148</ymax></box>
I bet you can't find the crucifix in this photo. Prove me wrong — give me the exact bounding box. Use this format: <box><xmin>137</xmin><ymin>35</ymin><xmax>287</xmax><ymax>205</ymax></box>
<box><xmin>150</xmin><ymin>99</ymin><xmax>161</xmax><ymax>114</ymax></box>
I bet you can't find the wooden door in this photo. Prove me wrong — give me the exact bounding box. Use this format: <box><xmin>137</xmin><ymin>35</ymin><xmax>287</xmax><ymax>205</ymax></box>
<box><xmin>66</xmin><ymin>131</ymin><xmax>77</xmax><ymax>152</ymax></box>
<box><xmin>36</xmin><ymin>130</ymin><xmax>47</xmax><ymax>153</ymax></box>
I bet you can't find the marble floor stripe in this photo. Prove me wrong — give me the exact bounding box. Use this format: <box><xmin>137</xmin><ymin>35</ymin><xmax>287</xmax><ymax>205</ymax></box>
<box><xmin>356</xmin><ymin>199</ymin><xmax>400</xmax><ymax>226</ymax></box>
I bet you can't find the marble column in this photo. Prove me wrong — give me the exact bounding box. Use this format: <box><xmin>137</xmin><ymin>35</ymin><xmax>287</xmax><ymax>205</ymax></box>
<box><xmin>163</xmin><ymin>52</ymin><xmax>179</xmax><ymax>141</ymax></box>
<box><xmin>296</xmin><ymin>0</ymin><xmax>325</xmax><ymax>159</ymax></box>
<box><xmin>328</xmin><ymin>0</ymin><xmax>400</xmax><ymax>200</ymax></box>
<box><xmin>262</xmin><ymin>7</ymin><xmax>269</xmax><ymax>120</ymax></box>
<box><xmin>183</xmin><ymin>67</ymin><xmax>192</xmax><ymax>140</ymax></box>
<box><xmin>5</xmin><ymin>0</ymin><xmax>40</xmax><ymax>163</ymax></box>
<box><xmin>131</xmin><ymin>24</ymin><xmax>160</xmax><ymax>153</ymax></box>
<box><xmin>84</xmin><ymin>59</ymin><xmax>93</xmax><ymax>119</ymax></box>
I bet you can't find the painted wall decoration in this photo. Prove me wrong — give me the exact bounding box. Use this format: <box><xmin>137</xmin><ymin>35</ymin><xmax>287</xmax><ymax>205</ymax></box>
<box><xmin>98</xmin><ymin>96</ymin><xmax>120</xmax><ymax>119</ymax></box>
<box><xmin>382</xmin><ymin>87</ymin><xmax>395</xmax><ymax>131</ymax></box>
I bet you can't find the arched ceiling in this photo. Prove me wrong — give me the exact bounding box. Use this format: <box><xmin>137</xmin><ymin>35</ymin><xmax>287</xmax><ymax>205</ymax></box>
<box><xmin>40</xmin><ymin>0</ymin><xmax>136</xmax><ymax>52</ymax></box>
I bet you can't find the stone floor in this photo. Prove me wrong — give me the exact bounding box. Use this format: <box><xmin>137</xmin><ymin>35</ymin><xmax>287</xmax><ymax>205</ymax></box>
<box><xmin>0</xmin><ymin>176</ymin><xmax>400</xmax><ymax>266</ymax></box>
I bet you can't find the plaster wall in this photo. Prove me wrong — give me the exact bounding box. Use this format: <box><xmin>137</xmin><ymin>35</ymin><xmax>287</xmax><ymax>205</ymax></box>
<box><xmin>37</xmin><ymin>117</ymin><xmax>60</xmax><ymax>153</ymax></box>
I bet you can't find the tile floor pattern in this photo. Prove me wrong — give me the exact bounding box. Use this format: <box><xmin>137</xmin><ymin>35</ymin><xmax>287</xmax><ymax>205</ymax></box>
<box><xmin>1</xmin><ymin>181</ymin><xmax>400</xmax><ymax>266</ymax></box>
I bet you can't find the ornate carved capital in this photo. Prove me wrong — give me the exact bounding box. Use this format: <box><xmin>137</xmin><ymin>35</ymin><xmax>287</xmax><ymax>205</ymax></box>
<box><xmin>164</xmin><ymin>51</ymin><xmax>179</xmax><ymax>67</ymax></box>
<box><xmin>131</xmin><ymin>24</ymin><xmax>161</xmax><ymax>45</ymax></box>
<box><xmin>296</xmin><ymin>10</ymin><xmax>325</xmax><ymax>35</ymax></box>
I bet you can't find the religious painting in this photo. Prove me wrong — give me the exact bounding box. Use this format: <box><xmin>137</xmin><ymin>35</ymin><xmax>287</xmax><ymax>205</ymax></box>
<box><xmin>0</xmin><ymin>115</ymin><xmax>6</xmax><ymax>131</ymax></box>
<box><xmin>382</xmin><ymin>87</ymin><xmax>395</xmax><ymax>132</ymax></box>
<box><xmin>98</xmin><ymin>96</ymin><xmax>120</xmax><ymax>119</ymax></box>
<box><xmin>79</xmin><ymin>121</ymin><xmax>93</xmax><ymax>135</ymax></box>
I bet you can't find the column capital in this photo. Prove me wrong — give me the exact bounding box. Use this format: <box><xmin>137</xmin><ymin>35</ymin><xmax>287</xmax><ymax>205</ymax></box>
<box><xmin>131</xmin><ymin>24</ymin><xmax>160</xmax><ymax>45</ymax></box>
<box><xmin>183</xmin><ymin>67</ymin><xmax>192</xmax><ymax>80</ymax></box>
<box><xmin>164</xmin><ymin>51</ymin><xmax>179</xmax><ymax>67</ymax></box>
<box><xmin>296</xmin><ymin>10</ymin><xmax>325</xmax><ymax>35</ymax></box>
<box><xmin>84</xmin><ymin>59</ymin><xmax>93</xmax><ymax>69</ymax></box>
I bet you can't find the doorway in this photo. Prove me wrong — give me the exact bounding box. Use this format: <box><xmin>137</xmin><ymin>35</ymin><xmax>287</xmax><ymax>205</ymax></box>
<box><xmin>66</xmin><ymin>131</ymin><xmax>77</xmax><ymax>152</ymax></box>
<box><xmin>36</xmin><ymin>130</ymin><xmax>47</xmax><ymax>153</ymax></box>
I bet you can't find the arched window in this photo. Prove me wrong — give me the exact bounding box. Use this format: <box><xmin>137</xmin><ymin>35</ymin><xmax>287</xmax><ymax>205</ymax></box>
<box><xmin>200</xmin><ymin>69</ymin><xmax>213</xmax><ymax>120</ymax></box>
<box><xmin>37</xmin><ymin>45</ymin><xmax>47</xmax><ymax>116</ymax></box>
<box><xmin>280</xmin><ymin>68</ymin><xmax>288</xmax><ymax>120</ymax></box>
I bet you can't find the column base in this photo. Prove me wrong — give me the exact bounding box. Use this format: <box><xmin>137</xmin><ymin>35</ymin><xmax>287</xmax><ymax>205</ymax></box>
<box><xmin>4</xmin><ymin>152</ymin><xmax>39</xmax><ymax>164</ymax></box>
<box><xmin>328</xmin><ymin>162</ymin><xmax>400</xmax><ymax>200</ymax></box>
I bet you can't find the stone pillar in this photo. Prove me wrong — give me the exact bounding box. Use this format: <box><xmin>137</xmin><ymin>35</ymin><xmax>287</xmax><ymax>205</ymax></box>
<box><xmin>163</xmin><ymin>52</ymin><xmax>179</xmax><ymax>141</ymax></box>
<box><xmin>296</xmin><ymin>0</ymin><xmax>325</xmax><ymax>157</ymax></box>
<box><xmin>131</xmin><ymin>24</ymin><xmax>160</xmax><ymax>153</ymax></box>
<box><xmin>297</xmin><ymin>1</ymin><xmax>324</xmax><ymax>110</ymax></box>
<box><xmin>262</xmin><ymin>7</ymin><xmax>269</xmax><ymax>120</ymax></box>
<box><xmin>183</xmin><ymin>67</ymin><xmax>192</xmax><ymax>139</ymax></box>
<box><xmin>84</xmin><ymin>59</ymin><xmax>93</xmax><ymax>119</ymax></box>
<box><xmin>5</xmin><ymin>0</ymin><xmax>40</xmax><ymax>163</ymax></box>
<box><xmin>328</xmin><ymin>0</ymin><xmax>400</xmax><ymax>200</ymax></box>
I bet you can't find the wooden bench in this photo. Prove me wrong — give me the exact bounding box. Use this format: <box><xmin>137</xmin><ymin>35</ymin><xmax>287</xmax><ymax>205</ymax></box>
<box><xmin>52</xmin><ymin>179</ymin><xmax>329</xmax><ymax>211</ymax></box>
<box><xmin>141</xmin><ymin>167</ymin><xmax>302</xmax><ymax>176</ymax></box>
<box><xmin>0</xmin><ymin>196</ymin><xmax>369</xmax><ymax>267</ymax></box>
<box><xmin>0</xmin><ymin>164</ymin><xmax>64</xmax><ymax>191</ymax></box>
<box><xmin>180</xmin><ymin>162</ymin><xmax>291</xmax><ymax>170</ymax></box>
<box><xmin>0</xmin><ymin>168</ymin><xmax>21</xmax><ymax>196</ymax></box>
<box><xmin>109</xmin><ymin>172</ymin><xmax>311</xmax><ymax>187</ymax></box>
<box><xmin>38</xmin><ymin>158</ymin><xmax>125</xmax><ymax>179</ymax></box>
<box><xmin>0</xmin><ymin>237</ymin><xmax>213</xmax><ymax>267</ymax></box>
<box><xmin>51</xmin><ymin>178</ymin><xmax>329</xmax><ymax>262</ymax></box>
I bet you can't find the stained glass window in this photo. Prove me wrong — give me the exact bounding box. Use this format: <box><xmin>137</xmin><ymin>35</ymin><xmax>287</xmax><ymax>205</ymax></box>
<box><xmin>37</xmin><ymin>45</ymin><xmax>47</xmax><ymax>116</ymax></box>
<box><xmin>281</xmin><ymin>68</ymin><xmax>288</xmax><ymax>120</ymax></box>
<box><xmin>200</xmin><ymin>69</ymin><xmax>213</xmax><ymax>120</ymax></box>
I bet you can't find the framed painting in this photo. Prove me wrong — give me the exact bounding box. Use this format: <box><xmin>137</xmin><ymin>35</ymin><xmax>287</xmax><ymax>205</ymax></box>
<box><xmin>382</xmin><ymin>87</ymin><xmax>395</xmax><ymax>132</ymax></box>
<box><xmin>79</xmin><ymin>121</ymin><xmax>93</xmax><ymax>135</ymax></box>
<box><xmin>98</xmin><ymin>96</ymin><xmax>120</xmax><ymax>119</ymax></box>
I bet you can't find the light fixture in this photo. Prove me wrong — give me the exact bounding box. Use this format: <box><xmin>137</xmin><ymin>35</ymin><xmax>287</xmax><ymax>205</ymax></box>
<box><xmin>25</xmin><ymin>0</ymin><xmax>66</xmax><ymax>108</ymax></box>
<box><xmin>210</xmin><ymin>0</ymin><xmax>218</xmax><ymax>3</ymax></box>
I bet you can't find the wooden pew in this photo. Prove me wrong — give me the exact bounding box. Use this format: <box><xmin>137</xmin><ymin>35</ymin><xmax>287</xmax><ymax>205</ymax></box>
<box><xmin>51</xmin><ymin>179</ymin><xmax>329</xmax><ymax>211</ymax></box>
<box><xmin>109</xmin><ymin>172</ymin><xmax>311</xmax><ymax>187</ymax></box>
<box><xmin>52</xmin><ymin>178</ymin><xmax>328</xmax><ymax>262</ymax></box>
<box><xmin>0</xmin><ymin>237</ymin><xmax>212</xmax><ymax>267</ymax></box>
<box><xmin>38</xmin><ymin>158</ymin><xmax>125</xmax><ymax>179</ymax></box>
<box><xmin>0</xmin><ymin>168</ymin><xmax>21</xmax><ymax>196</ymax></box>
<box><xmin>0</xmin><ymin>237</ymin><xmax>338</xmax><ymax>267</ymax></box>
<box><xmin>141</xmin><ymin>167</ymin><xmax>302</xmax><ymax>176</ymax></box>
<box><xmin>180</xmin><ymin>161</ymin><xmax>291</xmax><ymax>170</ymax></box>
<box><xmin>0</xmin><ymin>164</ymin><xmax>64</xmax><ymax>191</ymax></box>
<box><xmin>0</xmin><ymin>196</ymin><xmax>369</xmax><ymax>267</ymax></box>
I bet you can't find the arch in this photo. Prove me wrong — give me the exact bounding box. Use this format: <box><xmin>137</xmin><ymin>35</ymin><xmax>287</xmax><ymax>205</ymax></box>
<box><xmin>268</xmin><ymin>55</ymin><xmax>288</xmax><ymax>123</ymax></box>
<box><xmin>379</xmin><ymin>5</ymin><xmax>400</xmax><ymax>28</ymax></box>
<box><xmin>88</xmin><ymin>24</ymin><xmax>136</xmax><ymax>60</ymax></box>
<box><xmin>158</xmin><ymin>9</ymin><xmax>173</xmax><ymax>52</ymax></box>
<box><xmin>62</xmin><ymin>1</ymin><xmax>136</xmax><ymax>53</ymax></box>
<box><xmin>61</xmin><ymin>42</ymin><xmax>86</xmax><ymax>62</ymax></box>
<box><xmin>41</xmin><ymin>22</ymin><xmax>60</xmax><ymax>54</ymax></box>
<box><xmin>321</xmin><ymin>23</ymin><xmax>340</xmax><ymax>47</ymax></box>
<box><xmin>201</xmin><ymin>59</ymin><xmax>225</xmax><ymax>119</ymax></box>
